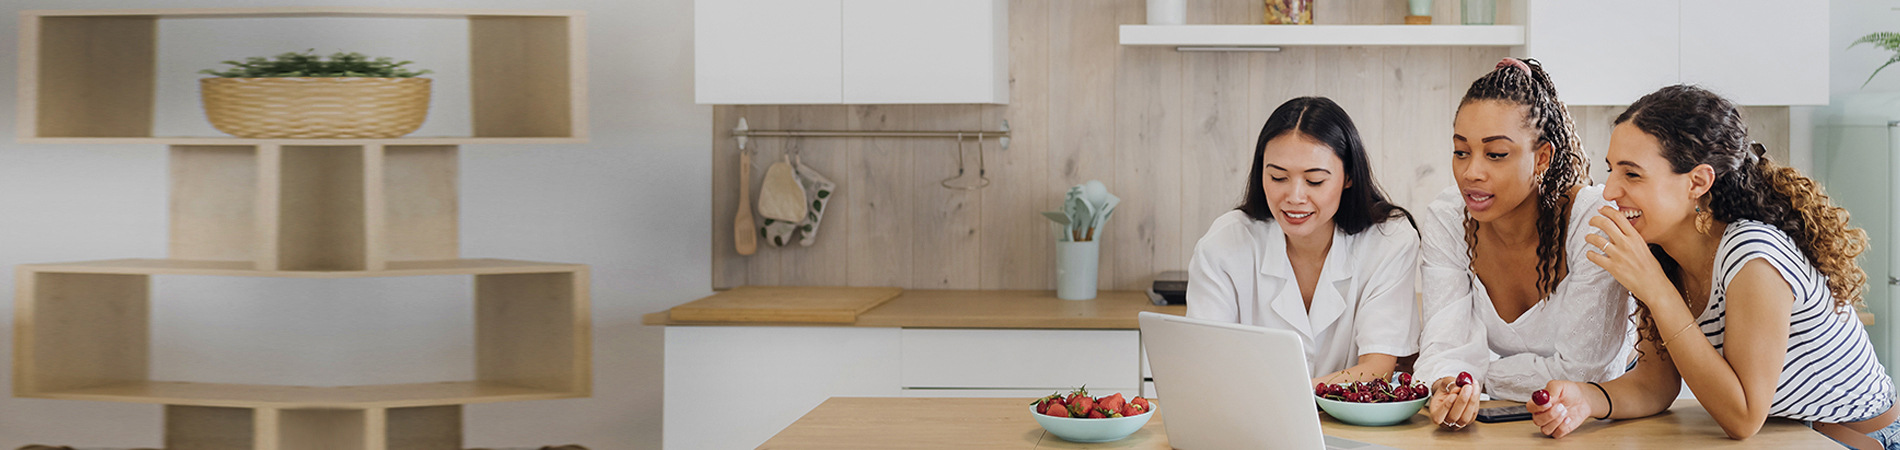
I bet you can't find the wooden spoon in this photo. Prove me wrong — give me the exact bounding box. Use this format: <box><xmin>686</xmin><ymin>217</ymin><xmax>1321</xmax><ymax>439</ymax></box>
<box><xmin>735</xmin><ymin>151</ymin><xmax>758</xmax><ymax>255</ymax></box>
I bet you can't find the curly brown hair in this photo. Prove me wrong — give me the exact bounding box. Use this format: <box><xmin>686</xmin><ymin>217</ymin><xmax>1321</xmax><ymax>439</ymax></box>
<box><xmin>1456</xmin><ymin>58</ymin><xmax>1592</xmax><ymax>298</ymax></box>
<box><xmin>1616</xmin><ymin>85</ymin><xmax>1869</xmax><ymax>355</ymax></box>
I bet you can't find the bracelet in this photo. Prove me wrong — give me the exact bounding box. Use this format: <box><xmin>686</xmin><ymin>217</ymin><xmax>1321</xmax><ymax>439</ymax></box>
<box><xmin>1587</xmin><ymin>381</ymin><xmax>1612</xmax><ymax>420</ymax></box>
<box><xmin>1663</xmin><ymin>321</ymin><xmax>1699</xmax><ymax>347</ymax></box>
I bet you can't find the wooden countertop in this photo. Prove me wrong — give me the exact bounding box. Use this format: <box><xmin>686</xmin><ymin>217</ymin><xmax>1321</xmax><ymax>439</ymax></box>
<box><xmin>645</xmin><ymin>290</ymin><xmax>1185</xmax><ymax>329</ymax></box>
<box><xmin>757</xmin><ymin>397</ymin><xmax>1837</xmax><ymax>449</ymax></box>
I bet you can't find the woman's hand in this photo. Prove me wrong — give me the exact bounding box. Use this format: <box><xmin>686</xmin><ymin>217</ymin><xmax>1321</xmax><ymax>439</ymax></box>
<box><xmin>1527</xmin><ymin>380</ymin><xmax>1595</xmax><ymax>438</ymax></box>
<box><xmin>1427</xmin><ymin>376</ymin><xmax>1481</xmax><ymax>430</ymax></box>
<box><xmin>1584</xmin><ymin>206</ymin><xmax>1675</xmax><ymax>308</ymax></box>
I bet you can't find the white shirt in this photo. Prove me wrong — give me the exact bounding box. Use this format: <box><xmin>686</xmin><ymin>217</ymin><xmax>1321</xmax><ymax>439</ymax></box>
<box><xmin>1186</xmin><ymin>210</ymin><xmax>1421</xmax><ymax>378</ymax></box>
<box><xmin>1413</xmin><ymin>185</ymin><xmax>1637</xmax><ymax>402</ymax></box>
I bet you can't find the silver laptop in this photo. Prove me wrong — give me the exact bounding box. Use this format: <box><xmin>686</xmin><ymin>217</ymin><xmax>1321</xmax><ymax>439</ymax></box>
<box><xmin>1139</xmin><ymin>312</ymin><xmax>1398</xmax><ymax>450</ymax></box>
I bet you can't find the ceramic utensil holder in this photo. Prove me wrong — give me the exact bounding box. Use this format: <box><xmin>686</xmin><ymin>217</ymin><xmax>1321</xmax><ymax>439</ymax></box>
<box><xmin>1056</xmin><ymin>240</ymin><xmax>1100</xmax><ymax>300</ymax></box>
<box><xmin>1462</xmin><ymin>0</ymin><xmax>1495</xmax><ymax>24</ymax></box>
<box><xmin>1147</xmin><ymin>0</ymin><xmax>1185</xmax><ymax>25</ymax></box>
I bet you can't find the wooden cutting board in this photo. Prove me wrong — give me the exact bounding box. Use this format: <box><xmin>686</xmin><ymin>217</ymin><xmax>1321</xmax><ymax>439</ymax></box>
<box><xmin>670</xmin><ymin>286</ymin><xmax>904</xmax><ymax>323</ymax></box>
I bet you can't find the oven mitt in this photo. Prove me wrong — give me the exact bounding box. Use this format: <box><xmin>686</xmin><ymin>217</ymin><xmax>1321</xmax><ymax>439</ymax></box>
<box><xmin>792</xmin><ymin>160</ymin><xmax>835</xmax><ymax>246</ymax></box>
<box><xmin>758</xmin><ymin>160</ymin><xmax>836</xmax><ymax>247</ymax></box>
<box><xmin>757</xmin><ymin>158</ymin><xmax>807</xmax><ymax>223</ymax></box>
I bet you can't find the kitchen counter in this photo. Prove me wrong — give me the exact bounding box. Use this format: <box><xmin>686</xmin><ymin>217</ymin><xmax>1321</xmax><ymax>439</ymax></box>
<box><xmin>645</xmin><ymin>289</ymin><xmax>1185</xmax><ymax>329</ymax></box>
<box><xmin>757</xmin><ymin>397</ymin><xmax>1838</xmax><ymax>449</ymax></box>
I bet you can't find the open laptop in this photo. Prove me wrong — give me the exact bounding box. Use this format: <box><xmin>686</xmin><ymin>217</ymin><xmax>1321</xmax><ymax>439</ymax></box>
<box><xmin>1139</xmin><ymin>312</ymin><xmax>1399</xmax><ymax>450</ymax></box>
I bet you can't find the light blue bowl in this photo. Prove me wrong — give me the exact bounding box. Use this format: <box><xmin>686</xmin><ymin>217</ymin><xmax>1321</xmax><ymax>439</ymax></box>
<box><xmin>1030</xmin><ymin>403</ymin><xmax>1157</xmax><ymax>443</ymax></box>
<box><xmin>1315</xmin><ymin>395</ymin><xmax>1427</xmax><ymax>426</ymax></box>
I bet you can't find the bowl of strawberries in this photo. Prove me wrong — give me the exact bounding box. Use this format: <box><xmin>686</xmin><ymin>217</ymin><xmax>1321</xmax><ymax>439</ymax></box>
<box><xmin>1031</xmin><ymin>387</ymin><xmax>1157</xmax><ymax>443</ymax></box>
<box><xmin>1313</xmin><ymin>372</ymin><xmax>1430</xmax><ymax>427</ymax></box>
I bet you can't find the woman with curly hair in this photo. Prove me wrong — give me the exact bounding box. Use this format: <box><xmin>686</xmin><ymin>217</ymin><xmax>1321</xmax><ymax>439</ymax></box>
<box><xmin>1528</xmin><ymin>85</ymin><xmax>1896</xmax><ymax>449</ymax></box>
<box><xmin>1415</xmin><ymin>58</ymin><xmax>1637</xmax><ymax>430</ymax></box>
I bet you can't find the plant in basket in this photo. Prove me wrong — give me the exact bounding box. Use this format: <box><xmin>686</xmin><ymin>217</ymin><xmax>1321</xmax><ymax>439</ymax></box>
<box><xmin>199</xmin><ymin>50</ymin><xmax>435</xmax><ymax>139</ymax></box>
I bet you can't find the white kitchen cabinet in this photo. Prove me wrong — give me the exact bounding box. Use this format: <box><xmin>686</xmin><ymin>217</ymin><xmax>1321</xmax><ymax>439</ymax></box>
<box><xmin>900</xmin><ymin>329</ymin><xmax>1139</xmax><ymax>390</ymax></box>
<box><xmin>1520</xmin><ymin>0</ymin><xmax>1826</xmax><ymax>106</ymax></box>
<box><xmin>1678</xmin><ymin>0</ymin><xmax>1828</xmax><ymax>106</ymax></box>
<box><xmin>663</xmin><ymin>326</ymin><xmax>1143</xmax><ymax>450</ymax></box>
<box><xmin>843</xmin><ymin>0</ymin><xmax>1008</xmax><ymax>104</ymax></box>
<box><xmin>1521</xmin><ymin>0</ymin><xmax>1680</xmax><ymax>106</ymax></box>
<box><xmin>663</xmin><ymin>326</ymin><xmax>902</xmax><ymax>450</ymax></box>
<box><xmin>696</xmin><ymin>0</ymin><xmax>1007</xmax><ymax>104</ymax></box>
<box><xmin>694</xmin><ymin>0</ymin><xmax>843</xmax><ymax>104</ymax></box>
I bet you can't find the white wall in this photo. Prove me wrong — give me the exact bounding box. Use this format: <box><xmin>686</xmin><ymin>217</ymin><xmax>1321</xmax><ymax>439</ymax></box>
<box><xmin>0</xmin><ymin>0</ymin><xmax>709</xmax><ymax>448</ymax></box>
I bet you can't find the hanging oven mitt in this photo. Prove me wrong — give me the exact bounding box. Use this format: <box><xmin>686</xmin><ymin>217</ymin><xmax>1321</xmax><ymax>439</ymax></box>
<box><xmin>791</xmin><ymin>160</ymin><xmax>835</xmax><ymax>246</ymax></box>
<box><xmin>757</xmin><ymin>156</ymin><xmax>807</xmax><ymax>223</ymax></box>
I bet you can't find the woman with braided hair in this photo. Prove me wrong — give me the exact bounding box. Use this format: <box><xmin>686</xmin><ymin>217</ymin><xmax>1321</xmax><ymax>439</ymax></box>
<box><xmin>1414</xmin><ymin>58</ymin><xmax>1637</xmax><ymax>430</ymax></box>
<box><xmin>1528</xmin><ymin>85</ymin><xmax>1896</xmax><ymax>448</ymax></box>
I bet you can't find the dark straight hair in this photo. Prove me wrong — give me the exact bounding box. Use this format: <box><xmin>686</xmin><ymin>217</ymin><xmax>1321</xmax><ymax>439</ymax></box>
<box><xmin>1236</xmin><ymin>96</ymin><xmax>1411</xmax><ymax>235</ymax></box>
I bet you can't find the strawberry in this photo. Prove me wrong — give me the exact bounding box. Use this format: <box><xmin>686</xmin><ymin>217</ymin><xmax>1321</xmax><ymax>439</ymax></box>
<box><xmin>1072</xmin><ymin>395</ymin><xmax>1096</xmax><ymax>414</ymax></box>
<box><xmin>1087</xmin><ymin>409</ymin><xmax>1108</xmax><ymax>419</ymax></box>
<box><xmin>1132</xmin><ymin>397</ymin><xmax>1151</xmax><ymax>410</ymax></box>
<box><xmin>1098</xmin><ymin>393</ymin><xmax>1126</xmax><ymax>412</ymax></box>
<box><xmin>1120</xmin><ymin>404</ymin><xmax>1140</xmax><ymax>417</ymax></box>
<box><xmin>1044</xmin><ymin>402</ymin><xmax>1071</xmax><ymax>417</ymax></box>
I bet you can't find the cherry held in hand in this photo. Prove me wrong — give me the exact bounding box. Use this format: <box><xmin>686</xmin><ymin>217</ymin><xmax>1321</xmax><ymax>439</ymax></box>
<box><xmin>1456</xmin><ymin>372</ymin><xmax>1474</xmax><ymax>387</ymax></box>
<box><xmin>1531</xmin><ymin>389</ymin><xmax>1550</xmax><ymax>406</ymax></box>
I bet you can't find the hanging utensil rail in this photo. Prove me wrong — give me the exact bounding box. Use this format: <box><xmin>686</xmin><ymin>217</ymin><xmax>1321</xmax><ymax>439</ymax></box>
<box><xmin>732</xmin><ymin>117</ymin><xmax>1010</xmax><ymax>150</ymax></box>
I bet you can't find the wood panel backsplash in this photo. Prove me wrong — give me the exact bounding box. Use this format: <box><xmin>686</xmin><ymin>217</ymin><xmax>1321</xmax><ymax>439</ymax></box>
<box><xmin>710</xmin><ymin>0</ymin><xmax>1790</xmax><ymax>290</ymax></box>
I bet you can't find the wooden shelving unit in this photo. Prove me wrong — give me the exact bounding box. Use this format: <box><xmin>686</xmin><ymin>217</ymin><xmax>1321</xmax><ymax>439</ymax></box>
<box><xmin>17</xmin><ymin>8</ymin><xmax>589</xmax><ymax>142</ymax></box>
<box><xmin>13</xmin><ymin>8</ymin><xmax>591</xmax><ymax>450</ymax></box>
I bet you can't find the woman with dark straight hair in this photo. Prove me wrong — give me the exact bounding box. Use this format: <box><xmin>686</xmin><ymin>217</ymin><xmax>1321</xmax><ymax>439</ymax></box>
<box><xmin>1187</xmin><ymin>96</ymin><xmax>1420</xmax><ymax>386</ymax></box>
<box><xmin>1529</xmin><ymin>85</ymin><xmax>1896</xmax><ymax>449</ymax></box>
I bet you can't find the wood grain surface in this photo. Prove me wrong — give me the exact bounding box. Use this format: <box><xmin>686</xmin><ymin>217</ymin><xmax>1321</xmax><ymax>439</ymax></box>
<box><xmin>709</xmin><ymin>0</ymin><xmax>1793</xmax><ymax>291</ymax></box>
<box><xmin>757</xmin><ymin>397</ymin><xmax>1838</xmax><ymax>450</ymax></box>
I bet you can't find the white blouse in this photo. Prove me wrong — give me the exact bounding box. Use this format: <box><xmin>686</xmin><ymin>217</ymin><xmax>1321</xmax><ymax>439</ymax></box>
<box><xmin>1187</xmin><ymin>210</ymin><xmax>1421</xmax><ymax>378</ymax></box>
<box><xmin>1413</xmin><ymin>185</ymin><xmax>1637</xmax><ymax>402</ymax></box>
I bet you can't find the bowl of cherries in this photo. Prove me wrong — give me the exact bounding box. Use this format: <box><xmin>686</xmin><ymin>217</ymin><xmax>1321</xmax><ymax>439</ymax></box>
<box><xmin>1314</xmin><ymin>372</ymin><xmax>1431</xmax><ymax>426</ymax></box>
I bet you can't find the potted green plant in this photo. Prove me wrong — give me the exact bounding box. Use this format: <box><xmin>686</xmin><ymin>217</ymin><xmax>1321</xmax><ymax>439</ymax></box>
<box><xmin>199</xmin><ymin>50</ymin><xmax>434</xmax><ymax>138</ymax></box>
<box><xmin>1851</xmin><ymin>32</ymin><xmax>1900</xmax><ymax>88</ymax></box>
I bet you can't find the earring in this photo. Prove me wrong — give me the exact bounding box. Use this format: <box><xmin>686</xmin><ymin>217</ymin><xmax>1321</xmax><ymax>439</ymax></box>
<box><xmin>1694</xmin><ymin>205</ymin><xmax>1711</xmax><ymax>235</ymax></box>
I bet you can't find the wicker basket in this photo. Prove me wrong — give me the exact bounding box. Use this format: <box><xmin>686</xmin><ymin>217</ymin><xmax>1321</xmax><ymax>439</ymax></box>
<box><xmin>201</xmin><ymin>77</ymin><xmax>431</xmax><ymax>139</ymax></box>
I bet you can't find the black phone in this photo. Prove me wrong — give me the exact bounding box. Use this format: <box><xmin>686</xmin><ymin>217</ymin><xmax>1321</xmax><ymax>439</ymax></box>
<box><xmin>1474</xmin><ymin>404</ymin><xmax>1532</xmax><ymax>423</ymax></box>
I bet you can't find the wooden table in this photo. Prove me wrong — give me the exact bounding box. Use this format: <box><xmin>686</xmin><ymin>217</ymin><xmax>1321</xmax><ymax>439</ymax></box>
<box><xmin>757</xmin><ymin>397</ymin><xmax>1839</xmax><ymax>449</ymax></box>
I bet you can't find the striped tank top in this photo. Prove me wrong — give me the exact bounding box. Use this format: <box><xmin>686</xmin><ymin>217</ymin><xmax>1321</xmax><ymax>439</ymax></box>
<box><xmin>1699</xmin><ymin>220</ymin><xmax>1893</xmax><ymax>423</ymax></box>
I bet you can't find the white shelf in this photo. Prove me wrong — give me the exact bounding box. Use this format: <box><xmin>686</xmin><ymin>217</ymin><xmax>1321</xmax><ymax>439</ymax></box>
<box><xmin>1118</xmin><ymin>25</ymin><xmax>1524</xmax><ymax>47</ymax></box>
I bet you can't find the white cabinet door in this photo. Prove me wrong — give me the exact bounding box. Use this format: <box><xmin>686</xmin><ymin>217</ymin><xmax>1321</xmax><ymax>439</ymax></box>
<box><xmin>1679</xmin><ymin>0</ymin><xmax>1828</xmax><ymax>105</ymax></box>
<box><xmin>663</xmin><ymin>326</ymin><xmax>901</xmax><ymax>450</ymax></box>
<box><xmin>842</xmin><ymin>0</ymin><xmax>1008</xmax><ymax>104</ymax></box>
<box><xmin>695</xmin><ymin>0</ymin><xmax>844</xmax><ymax>104</ymax></box>
<box><xmin>1521</xmin><ymin>0</ymin><xmax>1680</xmax><ymax>105</ymax></box>
<box><xmin>900</xmin><ymin>329</ymin><xmax>1140</xmax><ymax>390</ymax></box>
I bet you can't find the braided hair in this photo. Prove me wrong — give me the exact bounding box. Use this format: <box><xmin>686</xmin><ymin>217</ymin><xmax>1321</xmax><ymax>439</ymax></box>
<box><xmin>1455</xmin><ymin>58</ymin><xmax>1591</xmax><ymax>299</ymax></box>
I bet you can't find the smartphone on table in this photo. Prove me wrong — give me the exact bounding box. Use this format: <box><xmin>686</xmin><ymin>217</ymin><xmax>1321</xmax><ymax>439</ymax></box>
<box><xmin>1474</xmin><ymin>404</ymin><xmax>1531</xmax><ymax>423</ymax></box>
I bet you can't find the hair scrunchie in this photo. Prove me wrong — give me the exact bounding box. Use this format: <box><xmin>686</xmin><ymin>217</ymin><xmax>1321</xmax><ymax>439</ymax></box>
<box><xmin>1495</xmin><ymin>57</ymin><xmax>1531</xmax><ymax>74</ymax></box>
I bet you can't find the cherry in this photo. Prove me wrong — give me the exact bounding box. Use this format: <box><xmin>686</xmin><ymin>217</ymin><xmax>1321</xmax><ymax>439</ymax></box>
<box><xmin>1395</xmin><ymin>372</ymin><xmax>1412</xmax><ymax>386</ymax></box>
<box><xmin>1315</xmin><ymin>383</ymin><xmax>1328</xmax><ymax>397</ymax></box>
<box><xmin>1532</xmin><ymin>389</ymin><xmax>1551</xmax><ymax>406</ymax></box>
<box><xmin>1456</xmin><ymin>372</ymin><xmax>1474</xmax><ymax>387</ymax></box>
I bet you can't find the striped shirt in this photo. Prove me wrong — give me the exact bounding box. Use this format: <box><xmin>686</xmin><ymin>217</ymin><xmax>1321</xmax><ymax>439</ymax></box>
<box><xmin>1699</xmin><ymin>220</ymin><xmax>1893</xmax><ymax>423</ymax></box>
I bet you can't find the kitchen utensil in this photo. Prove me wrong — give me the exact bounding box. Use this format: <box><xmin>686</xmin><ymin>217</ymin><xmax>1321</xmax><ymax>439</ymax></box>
<box><xmin>1089</xmin><ymin>194</ymin><xmax>1120</xmax><ymax>241</ymax></box>
<box><xmin>1072</xmin><ymin>195</ymin><xmax>1095</xmax><ymax>242</ymax></box>
<box><xmin>735</xmin><ymin>149</ymin><xmax>758</xmax><ymax>256</ymax></box>
<box><xmin>941</xmin><ymin>133</ymin><xmax>992</xmax><ymax>190</ymax></box>
<box><xmin>759</xmin><ymin>155</ymin><xmax>808</xmax><ymax>222</ymax></box>
<box><xmin>1041</xmin><ymin>211</ymin><xmax>1072</xmax><ymax>226</ymax></box>
<box><xmin>1083</xmin><ymin>180</ymin><xmax>1109</xmax><ymax>208</ymax></box>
